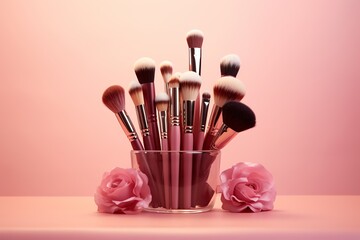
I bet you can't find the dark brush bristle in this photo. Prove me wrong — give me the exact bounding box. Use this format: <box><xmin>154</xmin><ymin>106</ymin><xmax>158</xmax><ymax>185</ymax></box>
<box><xmin>186</xmin><ymin>29</ymin><xmax>204</xmax><ymax>48</ymax></box>
<box><xmin>222</xmin><ymin>101</ymin><xmax>256</xmax><ymax>132</ymax></box>
<box><xmin>202</xmin><ymin>91</ymin><xmax>211</xmax><ymax>101</ymax></box>
<box><xmin>102</xmin><ymin>85</ymin><xmax>125</xmax><ymax>113</ymax></box>
<box><xmin>220</xmin><ymin>54</ymin><xmax>240</xmax><ymax>77</ymax></box>
<box><xmin>134</xmin><ymin>57</ymin><xmax>156</xmax><ymax>84</ymax></box>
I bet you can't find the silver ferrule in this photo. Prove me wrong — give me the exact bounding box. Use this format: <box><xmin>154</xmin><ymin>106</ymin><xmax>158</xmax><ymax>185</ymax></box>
<box><xmin>189</xmin><ymin>47</ymin><xmax>202</xmax><ymax>75</ymax></box>
<box><xmin>169</xmin><ymin>87</ymin><xmax>180</xmax><ymax>126</ymax></box>
<box><xmin>183</xmin><ymin>100</ymin><xmax>195</xmax><ymax>133</ymax></box>
<box><xmin>200</xmin><ymin>97</ymin><xmax>211</xmax><ymax>132</ymax></box>
<box><xmin>206</xmin><ymin>105</ymin><xmax>222</xmax><ymax>136</ymax></box>
<box><xmin>115</xmin><ymin>110</ymin><xmax>138</xmax><ymax>141</ymax></box>
<box><xmin>135</xmin><ymin>104</ymin><xmax>149</xmax><ymax>137</ymax></box>
<box><xmin>158</xmin><ymin>110</ymin><xmax>168</xmax><ymax>139</ymax></box>
<box><xmin>211</xmin><ymin>125</ymin><xmax>237</xmax><ymax>150</ymax></box>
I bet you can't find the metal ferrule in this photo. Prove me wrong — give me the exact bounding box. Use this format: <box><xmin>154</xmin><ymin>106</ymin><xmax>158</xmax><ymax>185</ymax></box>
<box><xmin>183</xmin><ymin>100</ymin><xmax>195</xmax><ymax>133</ymax></box>
<box><xmin>189</xmin><ymin>48</ymin><xmax>202</xmax><ymax>75</ymax></box>
<box><xmin>206</xmin><ymin>105</ymin><xmax>222</xmax><ymax>136</ymax></box>
<box><xmin>169</xmin><ymin>87</ymin><xmax>180</xmax><ymax>126</ymax></box>
<box><xmin>211</xmin><ymin>125</ymin><xmax>237</xmax><ymax>150</ymax></box>
<box><xmin>200</xmin><ymin>97</ymin><xmax>210</xmax><ymax>132</ymax></box>
<box><xmin>135</xmin><ymin>104</ymin><xmax>149</xmax><ymax>136</ymax></box>
<box><xmin>115</xmin><ymin>110</ymin><xmax>138</xmax><ymax>141</ymax></box>
<box><xmin>158</xmin><ymin>111</ymin><xmax>168</xmax><ymax>139</ymax></box>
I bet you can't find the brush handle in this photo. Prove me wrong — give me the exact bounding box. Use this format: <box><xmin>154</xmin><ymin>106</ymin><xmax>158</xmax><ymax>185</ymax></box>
<box><xmin>161</xmin><ymin>139</ymin><xmax>171</xmax><ymax>209</ymax></box>
<box><xmin>193</xmin><ymin>95</ymin><xmax>201</xmax><ymax>149</ymax></box>
<box><xmin>191</xmin><ymin>131</ymin><xmax>205</xmax><ymax>206</ymax></box>
<box><xmin>169</xmin><ymin>125</ymin><xmax>180</xmax><ymax>209</ymax></box>
<box><xmin>202</xmin><ymin>105</ymin><xmax>222</xmax><ymax>150</ymax></box>
<box><xmin>182</xmin><ymin>133</ymin><xmax>193</xmax><ymax>209</ymax></box>
<box><xmin>142</xmin><ymin>83</ymin><xmax>161</xmax><ymax>150</ymax></box>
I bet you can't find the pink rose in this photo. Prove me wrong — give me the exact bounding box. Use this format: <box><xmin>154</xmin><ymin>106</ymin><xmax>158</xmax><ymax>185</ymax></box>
<box><xmin>94</xmin><ymin>167</ymin><xmax>152</xmax><ymax>214</ymax></box>
<box><xmin>220</xmin><ymin>162</ymin><xmax>276</xmax><ymax>213</ymax></box>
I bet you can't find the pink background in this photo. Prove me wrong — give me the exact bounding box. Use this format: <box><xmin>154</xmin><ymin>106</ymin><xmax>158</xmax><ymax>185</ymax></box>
<box><xmin>0</xmin><ymin>0</ymin><xmax>359</xmax><ymax>196</ymax></box>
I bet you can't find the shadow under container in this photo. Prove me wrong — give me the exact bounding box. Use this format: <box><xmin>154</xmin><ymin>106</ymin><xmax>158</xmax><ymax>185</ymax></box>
<box><xmin>131</xmin><ymin>150</ymin><xmax>221</xmax><ymax>213</ymax></box>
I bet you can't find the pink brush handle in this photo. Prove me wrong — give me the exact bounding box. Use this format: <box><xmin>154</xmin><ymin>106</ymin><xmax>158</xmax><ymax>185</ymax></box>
<box><xmin>161</xmin><ymin>139</ymin><xmax>171</xmax><ymax>209</ymax></box>
<box><xmin>169</xmin><ymin>125</ymin><xmax>180</xmax><ymax>209</ymax></box>
<box><xmin>192</xmin><ymin>131</ymin><xmax>204</xmax><ymax>206</ymax></box>
<box><xmin>182</xmin><ymin>133</ymin><xmax>193</xmax><ymax>209</ymax></box>
<box><xmin>193</xmin><ymin>95</ymin><xmax>201</xmax><ymax>148</ymax></box>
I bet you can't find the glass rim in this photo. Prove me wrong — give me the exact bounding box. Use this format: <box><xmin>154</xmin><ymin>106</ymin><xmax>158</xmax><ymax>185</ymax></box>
<box><xmin>130</xmin><ymin>149</ymin><xmax>221</xmax><ymax>154</ymax></box>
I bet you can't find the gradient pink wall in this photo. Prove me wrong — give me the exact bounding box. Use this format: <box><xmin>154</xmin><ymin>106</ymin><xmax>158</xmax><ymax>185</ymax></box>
<box><xmin>1</xmin><ymin>0</ymin><xmax>360</xmax><ymax>196</ymax></box>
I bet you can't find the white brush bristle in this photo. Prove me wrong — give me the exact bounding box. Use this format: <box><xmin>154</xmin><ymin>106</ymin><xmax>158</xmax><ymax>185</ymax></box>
<box><xmin>160</xmin><ymin>60</ymin><xmax>173</xmax><ymax>83</ymax></box>
<box><xmin>186</xmin><ymin>29</ymin><xmax>204</xmax><ymax>48</ymax></box>
<box><xmin>220</xmin><ymin>54</ymin><xmax>240</xmax><ymax>67</ymax></box>
<box><xmin>128</xmin><ymin>80</ymin><xmax>144</xmax><ymax>106</ymax></box>
<box><xmin>213</xmin><ymin>76</ymin><xmax>246</xmax><ymax>107</ymax></box>
<box><xmin>155</xmin><ymin>92</ymin><xmax>170</xmax><ymax>111</ymax></box>
<box><xmin>168</xmin><ymin>72</ymin><xmax>180</xmax><ymax>88</ymax></box>
<box><xmin>180</xmin><ymin>71</ymin><xmax>202</xmax><ymax>101</ymax></box>
<box><xmin>134</xmin><ymin>57</ymin><xmax>156</xmax><ymax>71</ymax></box>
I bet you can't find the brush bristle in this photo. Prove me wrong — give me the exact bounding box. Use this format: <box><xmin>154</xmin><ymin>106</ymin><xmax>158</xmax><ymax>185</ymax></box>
<box><xmin>168</xmin><ymin>72</ymin><xmax>180</xmax><ymax>88</ymax></box>
<box><xmin>202</xmin><ymin>91</ymin><xmax>211</xmax><ymax>101</ymax></box>
<box><xmin>128</xmin><ymin>80</ymin><xmax>144</xmax><ymax>106</ymax></box>
<box><xmin>213</xmin><ymin>76</ymin><xmax>246</xmax><ymax>107</ymax></box>
<box><xmin>180</xmin><ymin>71</ymin><xmax>202</xmax><ymax>101</ymax></box>
<box><xmin>220</xmin><ymin>54</ymin><xmax>241</xmax><ymax>77</ymax></box>
<box><xmin>102</xmin><ymin>85</ymin><xmax>125</xmax><ymax>113</ymax></box>
<box><xmin>222</xmin><ymin>101</ymin><xmax>256</xmax><ymax>132</ymax></box>
<box><xmin>155</xmin><ymin>92</ymin><xmax>170</xmax><ymax>111</ymax></box>
<box><xmin>160</xmin><ymin>60</ymin><xmax>173</xmax><ymax>83</ymax></box>
<box><xmin>186</xmin><ymin>29</ymin><xmax>204</xmax><ymax>48</ymax></box>
<box><xmin>134</xmin><ymin>57</ymin><xmax>156</xmax><ymax>84</ymax></box>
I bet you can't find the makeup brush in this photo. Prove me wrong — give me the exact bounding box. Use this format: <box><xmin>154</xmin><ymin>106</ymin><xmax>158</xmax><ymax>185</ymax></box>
<box><xmin>220</xmin><ymin>54</ymin><xmax>241</xmax><ymax>77</ymax></box>
<box><xmin>202</xmin><ymin>76</ymin><xmax>246</xmax><ymax>150</ymax></box>
<box><xmin>199</xmin><ymin>100</ymin><xmax>256</xmax><ymax>180</ymax></box>
<box><xmin>186</xmin><ymin>29</ymin><xmax>204</xmax><ymax>153</ymax></box>
<box><xmin>128</xmin><ymin>80</ymin><xmax>154</xmax><ymax>150</ymax></box>
<box><xmin>134</xmin><ymin>57</ymin><xmax>161</xmax><ymax>151</ymax></box>
<box><xmin>102</xmin><ymin>85</ymin><xmax>160</xmax><ymax>206</ymax></box>
<box><xmin>211</xmin><ymin>101</ymin><xmax>256</xmax><ymax>150</ymax></box>
<box><xmin>192</xmin><ymin>91</ymin><xmax>211</xmax><ymax>206</ymax></box>
<box><xmin>180</xmin><ymin>71</ymin><xmax>202</xmax><ymax>209</ymax></box>
<box><xmin>186</xmin><ymin>29</ymin><xmax>204</xmax><ymax>75</ymax></box>
<box><xmin>160</xmin><ymin>61</ymin><xmax>173</xmax><ymax>95</ymax></box>
<box><xmin>168</xmin><ymin>73</ymin><xmax>181</xmax><ymax>209</ymax></box>
<box><xmin>196</xmin><ymin>101</ymin><xmax>256</xmax><ymax>207</ymax></box>
<box><xmin>155</xmin><ymin>92</ymin><xmax>171</xmax><ymax>209</ymax></box>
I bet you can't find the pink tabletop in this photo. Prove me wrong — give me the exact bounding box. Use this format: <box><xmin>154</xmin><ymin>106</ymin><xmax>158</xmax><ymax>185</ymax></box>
<box><xmin>0</xmin><ymin>195</ymin><xmax>359</xmax><ymax>240</ymax></box>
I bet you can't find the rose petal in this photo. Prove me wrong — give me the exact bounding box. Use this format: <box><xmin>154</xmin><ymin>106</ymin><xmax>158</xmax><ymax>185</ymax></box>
<box><xmin>220</xmin><ymin>162</ymin><xmax>276</xmax><ymax>213</ymax></box>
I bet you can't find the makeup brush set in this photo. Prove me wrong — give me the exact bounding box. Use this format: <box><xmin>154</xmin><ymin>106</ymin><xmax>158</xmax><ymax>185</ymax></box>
<box><xmin>102</xmin><ymin>30</ymin><xmax>256</xmax><ymax>212</ymax></box>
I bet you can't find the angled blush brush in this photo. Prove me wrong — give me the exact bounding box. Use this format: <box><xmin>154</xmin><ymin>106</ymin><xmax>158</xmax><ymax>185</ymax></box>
<box><xmin>168</xmin><ymin>73</ymin><xmax>181</xmax><ymax>209</ymax></box>
<box><xmin>180</xmin><ymin>71</ymin><xmax>202</xmax><ymax>209</ymax></box>
<box><xmin>186</xmin><ymin>29</ymin><xmax>204</xmax><ymax>153</ymax></box>
<box><xmin>160</xmin><ymin>60</ymin><xmax>173</xmax><ymax>95</ymax></box>
<box><xmin>211</xmin><ymin>101</ymin><xmax>256</xmax><ymax>150</ymax></box>
<box><xmin>102</xmin><ymin>85</ymin><xmax>161</xmax><ymax>206</ymax></box>
<box><xmin>202</xmin><ymin>76</ymin><xmax>246</xmax><ymax>150</ymax></box>
<box><xmin>134</xmin><ymin>57</ymin><xmax>161</xmax><ymax>150</ymax></box>
<box><xmin>220</xmin><ymin>54</ymin><xmax>241</xmax><ymax>77</ymax></box>
<box><xmin>155</xmin><ymin>92</ymin><xmax>171</xmax><ymax>209</ymax></box>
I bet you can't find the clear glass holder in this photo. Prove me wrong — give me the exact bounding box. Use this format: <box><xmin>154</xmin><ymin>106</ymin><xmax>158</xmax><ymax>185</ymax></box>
<box><xmin>131</xmin><ymin>150</ymin><xmax>221</xmax><ymax>213</ymax></box>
